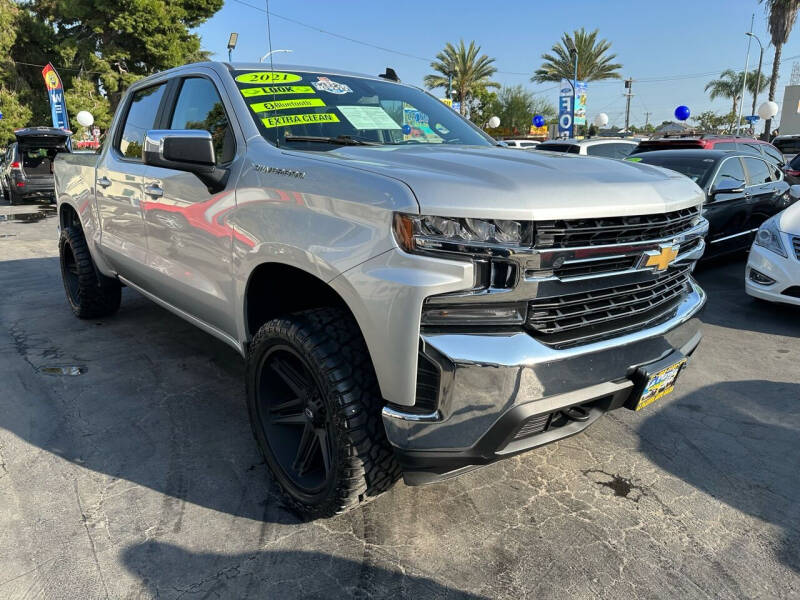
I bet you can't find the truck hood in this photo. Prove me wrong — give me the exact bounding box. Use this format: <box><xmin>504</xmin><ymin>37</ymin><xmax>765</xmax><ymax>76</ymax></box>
<box><xmin>313</xmin><ymin>145</ymin><xmax>704</xmax><ymax>220</ymax></box>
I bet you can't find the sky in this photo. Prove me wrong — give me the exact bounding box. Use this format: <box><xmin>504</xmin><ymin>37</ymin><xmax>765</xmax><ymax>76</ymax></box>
<box><xmin>196</xmin><ymin>0</ymin><xmax>800</xmax><ymax>129</ymax></box>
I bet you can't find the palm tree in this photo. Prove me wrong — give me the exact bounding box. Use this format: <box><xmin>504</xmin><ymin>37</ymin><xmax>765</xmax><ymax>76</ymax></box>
<box><xmin>706</xmin><ymin>70</ymin><xmax>746</xmax><ymax>131</ymax></box>
<box><xmin>761</xmin><ymin>0</ymin><xmax>800</xmax><ymax>136</ymax></box>
<box><xmin>532</xmin><ymin>28</ymin><xmax>622</xmax><ymax>83</ymax></box>
<box><xmin>424</xmin><ymin>40</ymin><xmax>499</xmax><ymax>116</ymax></box>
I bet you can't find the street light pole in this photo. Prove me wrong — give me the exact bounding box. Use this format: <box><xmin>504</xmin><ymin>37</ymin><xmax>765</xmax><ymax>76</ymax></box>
<box><xmin>747</xmin><ymin>32</ymin><xmax>764</xmax><ymax>120</ymax></box>
<box><xmin>569</xmin><ymin>44</ymin><xmax>578</xmax><ymax>137</ymax></box>
<box><xmin>737</xmin><ymin>14</ymin><xmax>755</xmax><ymax>134</ymax></box>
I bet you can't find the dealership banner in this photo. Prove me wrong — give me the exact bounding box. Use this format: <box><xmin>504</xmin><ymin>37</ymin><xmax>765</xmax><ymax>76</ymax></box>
<box><xmin>42</xmin><ymin>63</ymin><xmax>70</xmax><ymax>130</ymax></box>
<box><xmin>558</xmin><ymin>78</ymin><xmax>587</xmax><ymax>136</ymax></box>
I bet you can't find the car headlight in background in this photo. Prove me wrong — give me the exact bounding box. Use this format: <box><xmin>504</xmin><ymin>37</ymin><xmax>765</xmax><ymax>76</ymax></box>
<box><xmin>754</xmin><ymin>216</ymin><xmax>787</xmax><ymax>258</ymax></box>
<box><xmin>393</xmin><ymin>213</ymin><xmax>530</xmax><ymax>254</ymax></box>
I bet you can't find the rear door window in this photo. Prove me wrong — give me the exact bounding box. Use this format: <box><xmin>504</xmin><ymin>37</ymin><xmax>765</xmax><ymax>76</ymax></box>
<box><xmin>713</xmin><ymin>142</ymin><xmax>737</xmax><ymax>151</ymax></box>
<box><xmin>117</xmin><ymin>84</ymin><xmax>167</xmax><ymax>160</ymax></box>
<box><xmin>743</xmin><ymin>157</ymin><xmax>772</xmax><ymax>185</ymax></box>
<box><xmin>762</xmin><ymin>144</ymin><xmax>785</xmax><ymax>164</ymax></box>
<box><xmin>713</xmin><ymin>157</ymin><xmax>746</xmax><ymax>189</ymax></box>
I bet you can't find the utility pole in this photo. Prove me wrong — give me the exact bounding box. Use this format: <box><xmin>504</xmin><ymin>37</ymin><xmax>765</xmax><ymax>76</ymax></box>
<box><xmin>644</xmin><ymin>111</ymin><xmax>652</xmax><ymax>129</ymax></box>
<box><xmin>624</xmin><ymin>78</ymin><xmax>633</xmax><ymax>133</ymax></box>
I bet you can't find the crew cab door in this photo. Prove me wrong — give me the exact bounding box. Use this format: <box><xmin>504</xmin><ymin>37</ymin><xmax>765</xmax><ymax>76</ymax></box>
<box><xmin>140</xmin><ymin>73</ymin><xmax>241</xmax><ymax>336</ymax></box>
<box><xmin>704</xmin><ymin>156</ymin><xmax>750</xmax><ymax>255</ymax></box>
<box><xmin>96</xmin><ymin>82</ymin><xmax>169</xmax><ymax>283</ymax></box>
<box><xmin>742</xmin><ymin>157</ymin><xmax>789</xmax><ymax>248</ymax></box>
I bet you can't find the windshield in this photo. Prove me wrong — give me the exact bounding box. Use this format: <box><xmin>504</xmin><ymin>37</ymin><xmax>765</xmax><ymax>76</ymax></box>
<box><xmin>773</xmin><ymin>138</ymin><xmax>800</xmax><ymax>155</ymax></box>
<box><xmin>628</xmin><ymin>155</ymin><xmax>716</xmax><ymax>186</ymax></box>
<box><xmin>233</xmin><ymin>70</ymin><xmax>494</xmax><ymax>148</ymax></box>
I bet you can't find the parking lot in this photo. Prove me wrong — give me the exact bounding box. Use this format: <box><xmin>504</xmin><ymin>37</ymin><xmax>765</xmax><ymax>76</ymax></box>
<box><xmin>0</xmin><ymin>200</ymin><xmax>798</xmax><ymax>599</ymax></box>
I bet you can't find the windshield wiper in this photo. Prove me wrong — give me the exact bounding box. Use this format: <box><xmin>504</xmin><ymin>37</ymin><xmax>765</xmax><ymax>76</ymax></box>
<box><xmin>282</xmin><ymin>134</ymin><xmax>380</xmax><ymax>146</ymax></box>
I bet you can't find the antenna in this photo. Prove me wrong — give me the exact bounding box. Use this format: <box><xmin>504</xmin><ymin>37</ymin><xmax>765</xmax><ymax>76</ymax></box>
<box><xmin>265</xmin><ymin>0</ymin><xmax>278</xmax><ymax>147</ymax></box>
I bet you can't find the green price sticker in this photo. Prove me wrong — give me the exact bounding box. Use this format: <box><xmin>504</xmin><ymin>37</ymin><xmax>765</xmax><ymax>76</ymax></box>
<box><xmin>262</xmin><ymin>113</ymin><xmax>340</xmax><ymax>128</ymax></box>
<box><xmin>251</xmin><ymin>98</ymin><xmax>326</xmax><ymax>112</ymax></box>
<box><xmin>241</xmin><ymin>85</ymin><xmax>315</xmax><ymax>98</ymax></box>
<box><xmin>235</xmin><ymin>71</ymin><xmax>302</xmax><ymax>84</ymax></box>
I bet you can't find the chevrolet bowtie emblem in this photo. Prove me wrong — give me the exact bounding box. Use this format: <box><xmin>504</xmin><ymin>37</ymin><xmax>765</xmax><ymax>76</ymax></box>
<box><xmin>640</xmin><ymin>244</ymin><xmax>680</xmax><ymax>272</ymax></box>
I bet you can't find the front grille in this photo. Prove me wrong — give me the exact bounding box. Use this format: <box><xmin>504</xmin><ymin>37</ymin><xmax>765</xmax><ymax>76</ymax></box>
<box><xmin>513</xmin><ymin>413</ymin><xmax>552</xmax><ymax>440</ymax></box>
<box><xmin>793</xmin><ymin>236</ymin><xmax>800</xmax><ymax>260</ymax></box>
<box><xmin>535</xmin><ymin>207</ymin><xmax>701</xmax><ymax>249</ymax></box>
<box><xmin>533</xmin><ymin>237</ymin><xmax>704</xmax><ymax>280</ymax></box>
<box><xmin>527</xmin><ymin>266</ymin><xmax>692</xmax><ymax>346</ymax></box>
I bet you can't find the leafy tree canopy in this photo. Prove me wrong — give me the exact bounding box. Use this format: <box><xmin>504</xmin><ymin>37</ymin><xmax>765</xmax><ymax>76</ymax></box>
<box><xmin>532</xmin><ymin>28</ymin><xmax>622</xmax><ymax>83</ymax></box>
<box><xmin>424</xmin><ymin>40</ymin><xmax>499</xmax><ymax>115</ymax></box>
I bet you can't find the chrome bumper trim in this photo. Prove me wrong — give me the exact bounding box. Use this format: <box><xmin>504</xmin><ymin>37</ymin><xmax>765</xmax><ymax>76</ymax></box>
<box><xmin>382</xmin><ymin>406</ymin><xmax>442</xmax><ymax>422</ymax></box>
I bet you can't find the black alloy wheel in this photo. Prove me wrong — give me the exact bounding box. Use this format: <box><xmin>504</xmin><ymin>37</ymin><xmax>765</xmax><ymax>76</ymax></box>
<box><xmin>246</xmin><ymin>308</ymin><xmax>401</xmax><ymax>519</ymax></box>
<box><xmin>254</xmin><ymin>345</ymin><xmax>335</xmax><ymax>496</ymax></box>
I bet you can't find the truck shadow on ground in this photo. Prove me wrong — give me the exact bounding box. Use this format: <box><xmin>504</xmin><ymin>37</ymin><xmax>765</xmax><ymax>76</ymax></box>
<box><xmin>120</xmin><ymin>542</ymin><xmax>487</xmax><ymax>599</ymax></box>
<box><xmin>637</xmin><ymin>379</ymin><xmax>800</xmax><ymax>573</ymax></box>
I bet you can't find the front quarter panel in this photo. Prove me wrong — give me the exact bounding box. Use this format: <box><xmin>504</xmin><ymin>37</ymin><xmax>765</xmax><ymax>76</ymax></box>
<box><xmin>230</xmin><ymin>139</ymin><xmax>420</xmax><ymax>341</ymax></box>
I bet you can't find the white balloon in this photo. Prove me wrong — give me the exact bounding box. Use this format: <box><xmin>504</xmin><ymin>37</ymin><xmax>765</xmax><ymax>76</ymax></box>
<box><xmin>487</xmin><ymin>116</ymin><xmax>501</xmax><ymax>129</ymax></box>
<box><xmin>757</xmin><ymin>101</ymin><xmax>779</xmax><ymax>120</ymax></box>
<box><xmin>76</xmin><ymin>111</ymin><xmax>94</xmax><ymax>127</ymax></box>
<box><xmin>593</xmin><ymin>113</ymin><xmax>609</xmax><ymax>128</ymax></box>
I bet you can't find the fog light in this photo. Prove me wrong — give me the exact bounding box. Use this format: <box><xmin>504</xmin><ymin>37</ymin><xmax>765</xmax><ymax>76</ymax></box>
<box><xmin>749</xmin><ymin>268</ymin><xmax>775</xmax><ymax>285</ymax></box>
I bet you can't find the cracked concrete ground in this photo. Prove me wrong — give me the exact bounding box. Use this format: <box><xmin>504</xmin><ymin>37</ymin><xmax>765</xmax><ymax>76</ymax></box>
<box><xmin>0</xmin><ymin>200</ymin><xmax>798</xmax><ymax>599</ymax></box>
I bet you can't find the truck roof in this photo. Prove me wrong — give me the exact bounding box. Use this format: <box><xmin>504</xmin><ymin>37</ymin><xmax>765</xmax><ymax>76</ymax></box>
<box><xmin>142</xmin><ymin>61</ymin><xmax>393</xmax><ymax>84</ymax></box>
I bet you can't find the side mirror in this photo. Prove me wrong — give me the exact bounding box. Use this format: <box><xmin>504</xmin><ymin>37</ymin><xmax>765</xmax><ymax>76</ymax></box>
<box><xmin>790</xmin><ymin>184</ymin><xmax>800</xmax><ymax>199</ymax></box>
<box><xmin>143</xmin><ymin>130</ymin><xmax>228</xmax><ymax>192</ymax></box>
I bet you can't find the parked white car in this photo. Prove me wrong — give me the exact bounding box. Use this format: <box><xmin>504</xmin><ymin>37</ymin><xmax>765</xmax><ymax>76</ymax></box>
<box><xmin>745</xmin><ymin>199</ymin><xmax>800</xmax><ymax>306</ymax></box>
<box><xmin>534</xmin><ymin>137</ymin><xmax>638</xmax><ymax>159</ymax></box>
<box><xmin>502</xmin><ymin>139</ymin><xmax>540</xmax><ymax>149</ymax></box>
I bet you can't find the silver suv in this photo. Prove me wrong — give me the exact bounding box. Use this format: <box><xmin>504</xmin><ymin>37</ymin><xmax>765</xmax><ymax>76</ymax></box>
<box><xmin>55</xmin><ymin>63</ymin><xmax>708</xmax><ymax>518</ymax></box>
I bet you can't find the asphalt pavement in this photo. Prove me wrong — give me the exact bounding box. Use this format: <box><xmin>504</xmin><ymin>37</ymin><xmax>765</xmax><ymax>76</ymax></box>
<box><xmin>0</xmin><ymin>199</ymin><xmax>798</xmax><ymax>599</ymax></box>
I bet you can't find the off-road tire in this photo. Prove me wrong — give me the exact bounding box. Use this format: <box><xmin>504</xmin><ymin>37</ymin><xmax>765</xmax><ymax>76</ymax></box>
<box><xmin>59</xmin><ymin>226</ymin><xmax>121</xmax><ymax>318</ymax></box>
<box><xmin>246</xmin><ymin>307</ymin><xmax>401</xmax><ymax>519</ymax></box>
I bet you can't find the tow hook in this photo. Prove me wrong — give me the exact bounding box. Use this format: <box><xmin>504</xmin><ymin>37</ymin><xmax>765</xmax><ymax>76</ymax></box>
<box><xmin>561</xmin><ymin>405</ymin><xmax>591</xmax><ymax>422</ymax></box>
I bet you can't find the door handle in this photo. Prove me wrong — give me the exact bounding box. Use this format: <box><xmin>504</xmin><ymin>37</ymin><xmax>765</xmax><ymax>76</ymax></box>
<box><xmin>97</xmin><ymin>176</ymin><xmax>112</xmax><ymax>188</ymax></box>
<box><xmin>144</xmin><ymin>184</ymin><xmax>163</xmax><ymax>198</ymax></box>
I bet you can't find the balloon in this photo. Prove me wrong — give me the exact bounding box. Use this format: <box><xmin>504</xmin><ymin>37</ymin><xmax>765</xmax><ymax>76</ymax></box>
<box><xmin>674</xmin><ymin>106</ymin><xmax>690</xmax><ymax>121</ymax></box>
<box><xmin>487</xmin><ymin>116</ymin><xmax>501</xmax><ymax>129</ymax></box>
<box><xmin>532</xmin><ymin>115</ymin><xmax>545</xmax><ymax>128</ymax></box>
<box><xmin>593</xmin><ymin>113</ymin><xmax>609</xmax><ymax>128</ymax></box>
<box><xmin>757</xmin><ymin>101</ymin><xmax>779</xmax><ymax>120</ymax></box>
<box><xmin>76</xmin><ymin>111</ymin><xmax>94</xmax><ymax>127</ymax></box>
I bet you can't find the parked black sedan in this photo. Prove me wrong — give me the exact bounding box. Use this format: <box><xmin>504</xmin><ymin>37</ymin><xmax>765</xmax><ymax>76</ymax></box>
<box><xmin>627</xmin><ymin>149</ymin><xmax>798</xmax><ymax>258</ymax></box>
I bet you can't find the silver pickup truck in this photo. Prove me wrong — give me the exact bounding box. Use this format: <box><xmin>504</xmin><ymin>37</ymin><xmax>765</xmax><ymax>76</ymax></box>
<box><xmin>55</xmin><ymin>62</ymin><xmax>708</xmax><ymax>518</ymax></box>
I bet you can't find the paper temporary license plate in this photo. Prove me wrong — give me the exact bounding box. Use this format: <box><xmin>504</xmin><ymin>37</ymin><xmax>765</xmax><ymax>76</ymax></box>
<box><xmin>634</xmin><ymin>358</ymin><xmax>687</xmax><ymax>411</ymax></box>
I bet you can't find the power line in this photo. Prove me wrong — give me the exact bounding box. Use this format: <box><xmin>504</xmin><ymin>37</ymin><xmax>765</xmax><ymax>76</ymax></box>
<box><xmin>229</xmin><ymin>0</ymin><xmax>532</xmax><ymax>76</ymax></box>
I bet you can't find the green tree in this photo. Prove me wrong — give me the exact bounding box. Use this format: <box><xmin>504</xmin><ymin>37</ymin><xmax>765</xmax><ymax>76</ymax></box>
<box><xmin>0</xmin><ymin>0</ymin><xmax>32</xmax><ymax>142</ymax></box>
<box><xmin>65</xmin><ymin>76</ymin><xmax>112</xmax><ymax>134</ymax></box>
<box><xmin>424</xmin><ymin>40</ymin><xmax>499</xmax><ymax>116</ymax></box>
<box><xmin>490</xmin><ymin>86</ymin><xmax>556</xmax><ymax>134</ymax></box>
<box><xmin>761</xmin><ymin>0</ymin><xmax>800</xmax><ymax>136</ymax></box>
<box><xmin>24</xmin><ymin>0</ymin><xmax>223</xmax><ymax>111</ymax></box>
<box><xmin>692</xmin><ymin>110</ymin><xmax>730</xmax><ymax>132</ymax></box>
<box><xmin>532</xmin><ymin>28</ymin><xmax>622</xmax><ymax>83</ymax></box>
<box><xmin>469</xmin><ymin>88</ymin><xmax>501</xmax><ymax>128</ymax></box>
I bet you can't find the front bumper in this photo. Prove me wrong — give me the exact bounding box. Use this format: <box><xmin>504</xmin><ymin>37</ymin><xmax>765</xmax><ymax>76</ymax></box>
<box><xmin>383</xmin><ymin>279</ymin><xmax>706</xmax><ymax>485</ymax></box>
<box><xmin>745</xmin><ymin>239</ymin><xmax>800</xmax><ymax>306</ymax></box>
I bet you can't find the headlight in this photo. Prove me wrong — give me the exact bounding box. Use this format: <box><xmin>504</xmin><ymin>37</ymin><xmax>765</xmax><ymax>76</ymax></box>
<box><xmin>754</xmin><ymin>216</ymin><xmax>787</xmax><ymax>258</ymax></box>
<box><xmin>394</xmin><ymin>213</ymin><xmax>529</xmax><ymax>254</ymax></box>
